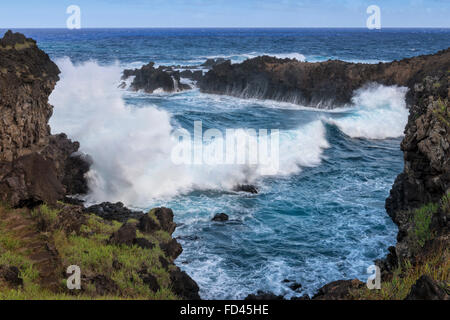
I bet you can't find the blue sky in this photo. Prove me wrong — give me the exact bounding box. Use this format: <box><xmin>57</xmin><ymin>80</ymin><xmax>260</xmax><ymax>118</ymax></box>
<box><xmin>1</xmin><ymin>0</ymin><xmax>449</xmax><ymax>28</ymax></box>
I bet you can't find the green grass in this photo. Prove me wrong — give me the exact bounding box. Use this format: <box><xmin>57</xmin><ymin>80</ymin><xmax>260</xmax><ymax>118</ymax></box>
<box><xmin>412</xmin><ymin>203</ymin><xmax>438</xmax><ymax>248</ymax></box>
<box><xmin>31</xmin><ymin>204</ymin><xmax>59</xmax><ymax>231</ymax></box>
<box><xmin>0</xmin><ymin>203</ymin><xmax>180</xmax><ymax>300</ymax></box>
<box><xmin>433</xmin><ymin>98</ymin><xmax>450</xmax><ymax>127</ymax></box>
<box><xmin>352</xmin><ymin>246</ymin><xmax>449</xmax><ymax>300</ymax></box>
<box><xmin>353</xmin><ymin>193</ymin><xmax>450</xmax><ymax>300</ymax></box>
<box><xmin>53</xmin><ymin>212</ymin><xmax>178</xmax><ymax>300</ymax></box>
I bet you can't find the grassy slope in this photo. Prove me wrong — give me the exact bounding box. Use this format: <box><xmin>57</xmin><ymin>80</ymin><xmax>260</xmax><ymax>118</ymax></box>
<box><xmin>0</xmin><ymin>203</ymin><xmax>179</xmax><ymax>300</ymax></box>
<box><xmin>352</xmin><ymin>193</ymin><xmax>450</xmax><ymax>300</ymax></box>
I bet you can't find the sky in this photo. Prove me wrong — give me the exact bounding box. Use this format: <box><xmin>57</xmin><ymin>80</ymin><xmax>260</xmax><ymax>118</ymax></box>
<box><xmin>0</xmin><ymin>0</ymin><xmax>449</xmax><ymax>28</ymax></box>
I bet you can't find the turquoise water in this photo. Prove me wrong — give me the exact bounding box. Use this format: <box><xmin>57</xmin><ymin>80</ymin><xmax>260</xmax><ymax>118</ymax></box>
<box><xmin>9</xmin><ymin>28</ymin><xmax>449</xmax><ymax>299</ymax></box>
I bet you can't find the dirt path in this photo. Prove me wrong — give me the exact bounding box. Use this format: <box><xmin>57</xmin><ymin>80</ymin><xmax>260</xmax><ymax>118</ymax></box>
<box><xmin>0</xmin><ymin>208</ymin><xmax>62</xmax><ymax>291</ymax></box>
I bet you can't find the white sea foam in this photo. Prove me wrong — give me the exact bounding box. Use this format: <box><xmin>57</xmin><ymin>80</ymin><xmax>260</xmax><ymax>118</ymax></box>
<box><xmin>326</xmin><ymin>84</ymin><xmax>409</xmax><ymax>139</ymax></box>
<box><xmin>49</xmin><ymin>59</ymin><xmax>329</xmax><ymax>205</ymax></box>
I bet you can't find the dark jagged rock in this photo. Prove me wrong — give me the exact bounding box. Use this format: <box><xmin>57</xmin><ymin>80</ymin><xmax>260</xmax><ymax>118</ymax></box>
<box><xmin>405</xmin><ymin>275</ymin><xmax>449</xmax><ymax>300</ymax></box>
<box><xmin>312</xmin><ymin>279</ymin><xmax>365</xmax><ymax>300</ymax></box>
<box><xmin>122</xmin><ymin>62</ymin><xmax>191</xmax><ymax>93</ymax></box>
<box><xmin>199</xmin><ymin>49</ymin><xmax>450</xmax><ymax>107</ymax></box>
<box><xmin>212</xmin><ymin>213</ymin><xmax>229</xmax><ymax>222</ymax></box>
<box><xmin>138</xmin><ymin>213</ymin><xmax>160</xmax><ymax>233</ymax></box>
<box><xmin>289</xmin><ymin>282</ymin><xmax>302</xmax><ymax>292</ymax></box>
<box><xmin>55</xmin><ymin>204</ymin><xmax>87</xmax><ymax>235</ymax></box>
<box><xmin>0</xmin><ymin>30</ymin><xmax>60</xmax><ymax>163</ymax></box>
<box><xmin>170</xmin><ymin>268</ymin><xmax>201</xmax><ymax>300</ymax></box>
<box><xmin>384</xmin><ymin>75</ymin><xmax>449</xmax><ymax>265</ymax></box>
<box><xmin>0</xmin><ymin>153</ymin><xmax>65</xmax><ymax>208</ymax></box>
<box><xmin>201</xmin><ymin>58</ymin><xmax>231</xmax><ymax>68</ymax></box>
<box><xmin>245</xmin><ymin>291</ymin><xmax>285</xmax><ymax>300</ymax></box>
<box><xmin>160</xmin><ymin>239</ymin><xmax>183</xmax><ymax>259</ymax></box>
<box><xmin>154</xmin><ymin>207</ymin><xmax>177</xmax><ymax>235</ymax></box>
<box><xmin>159</xmin><ymin>256</ymin><xmax>169</xmax><ymax>270</ymax></box>
<box><xmin>133</xmin><ymin>238</ymin><xmax>155</xmax><ymax>250</ymax></box>
<box><xmin>109</xmin><ymin>223</ymin><xmax>137</xmax><ymax>246</ymax></box>
<box><xmin>85</xmin><ymin>275</ymin><xmax>119</xmax><ymax>296</ymax></box>
<box><xmin>85</xmin><ymin>202</ymin><xmax>144</xmax><ymax>223</ymax></box>
<box><xmin>375</xmin><ymin>246</ymin><xmax>398</xmax><ymax>281</ymax></box>
<box><xmin>0</xmin><ymin>266</ymin><xmax>23</xmax><ymax>288</ymax></box>
<box><xmin>138</xmin><ymin>270</ymin><xmax>160</xmax><ymax>293</ymax></box>
<box><xmin>41</xmin><ymin>134</ymin><xmax>91</xmax><ymax>196</ymax></box>
<box><xmin>0</xmin><ymin>31</ymin><xmax>90</xmax><ymax>207</ymax></box>
<box><xmin>180</xmin><ymin>70</ymin><xmax>203</xmax><ymax>82</ymax></box>
<box><xmin>234</xmin><ymin>185</ymin><xmax>258</xmax><ymax>194</ymax></box>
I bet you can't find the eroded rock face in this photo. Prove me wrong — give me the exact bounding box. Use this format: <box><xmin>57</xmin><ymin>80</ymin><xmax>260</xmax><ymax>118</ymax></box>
<box><xmin>199</xmin><ymin>49</ymin><xmax>450</xmax><ymax>107</ymax></box>
<box><xmin>0</xmin><ymin>153</ymin><xmax>65</xmax><ymax>208</ymax></box>
<box><xmin>0</xmin><ymin>30</ymin><xmax>60</xmax><ymax>162</ymax></box>
<box><xmin>0</xmin><ymin>31</ymin><xmax>91</xmax><ymax>206</ymax></box>
<box><xmin>170</xmin><ymin>268</ymin><xmax>201</xmax><ymax>300</ymax></box>
<box><xmin>385</xmin><ymin>75</ymin><xmax>449</xmax><ymax>264</ymax></box>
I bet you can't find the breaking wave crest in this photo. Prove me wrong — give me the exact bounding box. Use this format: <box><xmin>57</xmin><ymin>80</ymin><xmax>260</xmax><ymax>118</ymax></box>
<box><xmin>49</xmin><ymin>59</ymin><xmax>329</xmax><ymax>206</ymax></box>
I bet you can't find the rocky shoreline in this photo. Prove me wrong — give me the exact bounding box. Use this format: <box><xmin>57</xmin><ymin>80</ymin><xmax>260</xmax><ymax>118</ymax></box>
<box><xmin>122</xmin><ymin>48</ymin><xmax>449</xmax><ymax>109</ymax></box>
<box><xmin>0</xmin><ymin>30</ymin><xmax>448</xmax><ymax>300</ymax></box>
<box><xmin>0</xmin><ymin>30</ymin><xmax>199</xmax><ymax>300</ymax></box>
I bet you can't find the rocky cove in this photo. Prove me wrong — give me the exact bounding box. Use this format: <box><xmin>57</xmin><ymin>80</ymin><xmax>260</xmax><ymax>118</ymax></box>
<box><xmin>0</xmin><ymin>30</ymin><xmax>449</xmax><ymax>300</ymax></box>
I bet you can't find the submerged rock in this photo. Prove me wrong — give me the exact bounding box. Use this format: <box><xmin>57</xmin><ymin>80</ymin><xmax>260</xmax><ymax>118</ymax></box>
<box><xmin>212</xmin><ymin>213</ymin><xmax>229</xmax><ymax>222</ymax></box>
<box><xmin>234</xmin><ymin>185</ymin><xmax>258</xmax><ymax>194</ymax></box>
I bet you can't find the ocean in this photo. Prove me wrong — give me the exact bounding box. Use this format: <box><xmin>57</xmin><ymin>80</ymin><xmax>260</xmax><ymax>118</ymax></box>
<box><xmin>5</xmin><ymin>28</ymin><xmax>449</xmax><ymax>299</ymax></box>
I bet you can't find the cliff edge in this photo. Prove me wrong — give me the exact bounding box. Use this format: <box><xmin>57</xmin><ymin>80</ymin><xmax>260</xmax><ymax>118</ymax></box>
<box><xmin>199</xmin><ymin>48</ymin><xmax>450</xmax><ymax>107</ymax></box>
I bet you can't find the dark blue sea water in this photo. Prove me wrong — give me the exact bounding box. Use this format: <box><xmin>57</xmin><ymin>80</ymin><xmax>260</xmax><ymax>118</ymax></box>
<box><xmin>6</xmin><ymin>28</ymin><xmax>449</xmax><ymax>299</ymax></box>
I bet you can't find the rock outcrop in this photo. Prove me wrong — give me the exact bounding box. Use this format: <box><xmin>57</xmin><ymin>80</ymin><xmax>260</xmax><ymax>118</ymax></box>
<box><xmin>385</xmin><ymin>75</ymin><xmax>449</xmax><ymax>265</ymax></box>
<box><xmin>0</xmin><ymin>30</ymin><xmax>90</xmax><ymax>207</ymax></box>
<box><xmin>405</xmin><ymin>275</ymin><xmax>449</xmax><ymax>300</ymax></box>
<box><xmin>199</xmin><ymin>48</ymin><xmax>450</xmax><ymax>107</ymax></box>
<box><xmin>122</xmin><ymin>62</ymin><xmax>191</xmax><ymax>93</ymax></box>
<box><xmin>0</xmin><ymin>30</ymin><xmax>60</xmax><ymax>162</ymax></box>
<box><xmin>312</xmin><ymin>279</ymin><xmax>365</xmax><ymax>300</ymax></box>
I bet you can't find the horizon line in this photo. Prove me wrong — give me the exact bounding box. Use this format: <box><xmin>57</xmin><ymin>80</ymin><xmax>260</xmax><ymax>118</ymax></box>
<box><xmin>1</xmin><ymin>26</ymin><xmax>450</xmax><ymax>30</ymax></box>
